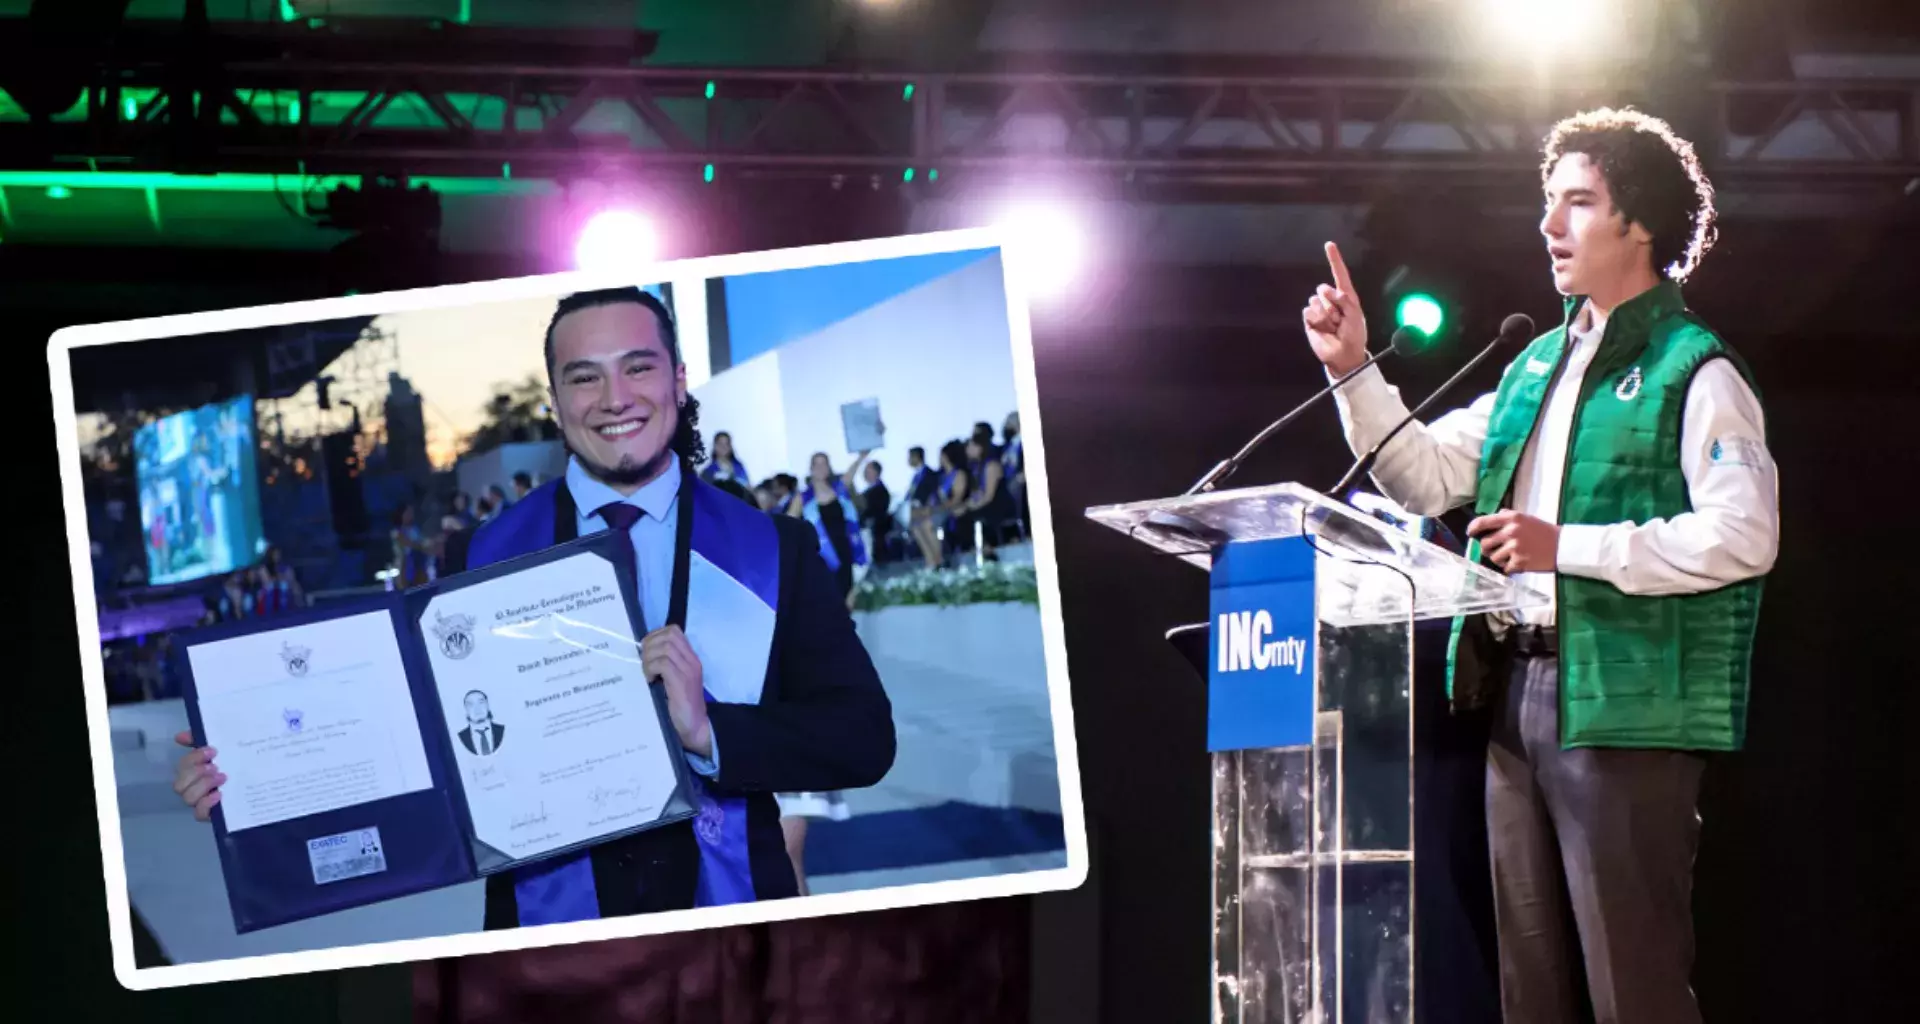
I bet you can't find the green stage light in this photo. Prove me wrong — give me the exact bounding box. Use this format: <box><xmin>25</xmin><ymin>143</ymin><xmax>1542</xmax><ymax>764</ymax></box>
<box><xmin>903</xmin><ymin>83</ymin><xmax>915</xmax><ymax>101</ymax></box>
<box><xmin>928</xmin><ymin>168</ymin><xmax>938</xmax><ymax>181</ymax></box>
<box><xmin>704</xmin><ymin>81</ymin><xmax>716</xmax><ymax>100</ymax></box>
<box><xmin>45</xmin><ymin>185</ymin><xmax>71</xmax><ymax>199</ymax></box>
<box><xmin>903</xmin><ymin>168</ymin><xmax>915</xmax><ymax>182</ymax></box>
<box><xmin>1396</xmin><ymin>293</ymin><xmax>1445</xmax><ymax>339</ymax></box>
<box><xmin>122</xmin><ymin>97</ymin><xmax>137</xmax><ymax>120</ymax></box>
<box><xmin>703</xmin><ymin>163</ymin><xmax>715</xmax><ymax>183</ymax></box>
<box><xmin>288</xmin><ymin>98</ymin><xmax>301</xmax><ymax>124</ymax></box>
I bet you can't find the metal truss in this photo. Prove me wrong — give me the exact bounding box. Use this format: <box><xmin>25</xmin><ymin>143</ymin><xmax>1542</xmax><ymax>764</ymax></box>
<box><xmin>2</xmin><ymin>57</ymin><xmax>1916</xmax><ymax>192</ymax></box>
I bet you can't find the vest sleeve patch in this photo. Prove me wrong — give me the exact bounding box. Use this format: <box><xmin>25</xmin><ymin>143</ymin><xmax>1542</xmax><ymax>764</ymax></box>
<box><xmin>1707</xmin><ymin>434</ymin><xmax>1767</xmax><ymax>471</ymax></box>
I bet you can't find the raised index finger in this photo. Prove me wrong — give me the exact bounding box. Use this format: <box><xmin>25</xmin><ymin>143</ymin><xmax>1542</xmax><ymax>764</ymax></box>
<box><xmin>1325</xmin><ymin>241</ymin><xmax>1357</xmax><ymax>298</ymax></box>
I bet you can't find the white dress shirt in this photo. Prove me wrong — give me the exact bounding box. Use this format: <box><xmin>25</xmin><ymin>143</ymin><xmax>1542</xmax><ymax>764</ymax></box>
<box><xmin>567</xmin><ymin>456</ymin><xmax>722</xmax><ymax>777</ymax></box>
<box><xmin>1329</xmin><ymin>304</ymin><xmax>1780</xmax><ymax>627</ymax></box>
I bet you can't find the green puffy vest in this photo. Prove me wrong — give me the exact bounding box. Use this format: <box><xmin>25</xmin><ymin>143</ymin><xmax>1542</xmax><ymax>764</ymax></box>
<box><xmin>1445</xmin><ymin>280</ymin><xmax>1765</xmax><ymax>751</ymax></box>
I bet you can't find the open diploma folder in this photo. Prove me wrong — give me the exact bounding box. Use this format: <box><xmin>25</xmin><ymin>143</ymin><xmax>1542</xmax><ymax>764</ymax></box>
<box><xmin>176</xmin><ymin>531</ymin><xmax>700</xmax><ymax>933</ymax></box>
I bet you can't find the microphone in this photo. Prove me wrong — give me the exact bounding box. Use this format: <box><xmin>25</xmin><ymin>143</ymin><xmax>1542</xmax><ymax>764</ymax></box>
<box><xmin>1184</xmin><ymin>326</ymin><xmax>1426</xmax><ymax>497</ymax></box>
<box><xmin>1326</xmin><ymin>313</ymin><xmax>1535</xmax><ymax>501</ymax></box>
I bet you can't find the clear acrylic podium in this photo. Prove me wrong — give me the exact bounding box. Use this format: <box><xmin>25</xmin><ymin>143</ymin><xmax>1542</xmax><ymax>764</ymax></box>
<box><xmin>1087</xmin><ymin>483</ymin><xmax>1546</xmax><ymax>1024</ymax></box>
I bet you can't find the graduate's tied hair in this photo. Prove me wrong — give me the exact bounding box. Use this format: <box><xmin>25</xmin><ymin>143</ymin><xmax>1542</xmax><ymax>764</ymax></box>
<box><xmin>543</xmin><ymin>286</ymin><xmax>707</xmax><ymax>466</ymax></box>
<box><xmin>1541</xmin><ymin>106</ymin><xmax>1718</xmax><ymax>283</ymax></box>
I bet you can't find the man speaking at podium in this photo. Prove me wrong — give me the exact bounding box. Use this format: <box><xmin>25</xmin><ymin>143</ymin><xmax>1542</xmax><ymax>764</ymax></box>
<box><xmin>1301</xmin><ymin>108</ymin><xmax>1778</xmax><ymax>1024</ymax></box>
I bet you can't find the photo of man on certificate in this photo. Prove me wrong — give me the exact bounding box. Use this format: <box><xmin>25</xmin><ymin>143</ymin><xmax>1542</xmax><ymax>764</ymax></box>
<box><xmin>456</xmin><ymin>691</ymin><xmax>504</xmax><ymax>757</ymax></box>
<box><xmin>173</xmin><ymin>286</ymin><xmax>899</xmax><ymax>926</ymax></box>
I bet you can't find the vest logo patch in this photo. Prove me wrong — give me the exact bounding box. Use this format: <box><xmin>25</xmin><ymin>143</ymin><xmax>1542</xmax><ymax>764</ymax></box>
<box><xmin>1615</xmin><ymin>366</ymin><xmax>1643</xmax><ymax>400</ymax></box>
<box><xmin>1526</xmin><ymin>357</ymin><xmax>1552</xmax><ymax>375</ymax></box>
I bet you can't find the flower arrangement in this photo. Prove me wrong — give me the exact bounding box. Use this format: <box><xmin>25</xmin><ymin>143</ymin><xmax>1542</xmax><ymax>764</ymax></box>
<box><xmin>851</xmin><ymin>561</ymin><xmax>1040</xmax><ymax>611</ymax></box>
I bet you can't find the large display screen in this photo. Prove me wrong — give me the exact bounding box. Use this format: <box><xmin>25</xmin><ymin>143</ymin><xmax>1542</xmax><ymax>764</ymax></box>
<box><xmin>135</xmin><ymin>396</ymin><xmax>266</xmax><ymax>586</ymax></box>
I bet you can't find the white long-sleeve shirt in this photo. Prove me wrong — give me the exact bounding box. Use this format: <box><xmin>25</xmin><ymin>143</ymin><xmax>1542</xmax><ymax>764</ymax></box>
<box><xmin>1329</xmin><ymin>312</ymin><xmax>1780</xmax><ymax>627</ymax></box>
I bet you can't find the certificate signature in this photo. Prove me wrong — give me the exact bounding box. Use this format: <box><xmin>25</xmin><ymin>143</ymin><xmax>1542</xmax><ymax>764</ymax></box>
<box><xmin>469</xmin><ymin>761</ymin><xmax>508</xmax><ymax>793</ymax></box>
<box><xmin>588</xmin><ymin>777</ymin><xmax>647</xmax><ymax>812</ymax></box>
<box><xmin>508</xmin><ymin>802</ymin><xmax>551</xmax><ymax>831</ymax></box>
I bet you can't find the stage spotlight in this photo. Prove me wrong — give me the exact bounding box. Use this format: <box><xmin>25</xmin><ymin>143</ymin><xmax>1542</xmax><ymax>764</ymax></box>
<box><xmin>993</xmin><ymin>201</ymin><xmax>1085</xmax><ymax>299</ymax></box>
<box><xmin>574</xmin><ymin>209</ymin><xmax>659</xmax><ymax>273</ymax></box>
<box><xmin>1478</xmin><ymin>0</ymin><xmax>1608</xmax><ymax>51</ymax></box>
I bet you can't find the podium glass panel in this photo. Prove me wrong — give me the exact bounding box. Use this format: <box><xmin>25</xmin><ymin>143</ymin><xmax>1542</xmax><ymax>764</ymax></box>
<box><xmin>1086</xmin><ymin>482</ymin><xmax>1525</xmax><ymax>627</ymax></box>
<box><xmin>1210</xmin><ymin>573</ymin><xmax>1413</xmax><ymax>1024</ymax></box>
<box><xmin>1089</xmin><ymin>483</ymin><xmax>1544</xmax><ymax>1024</ymax></box>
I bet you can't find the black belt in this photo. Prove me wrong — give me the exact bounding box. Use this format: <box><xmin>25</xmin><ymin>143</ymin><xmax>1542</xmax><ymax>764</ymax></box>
<box><xmin>1507</xmin><ymin>624</ymin><xmax>1558</xmax><ymax>658</ymax></box>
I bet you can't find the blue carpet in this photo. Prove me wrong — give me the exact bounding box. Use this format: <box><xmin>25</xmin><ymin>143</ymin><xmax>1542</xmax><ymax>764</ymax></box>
<box><xmin>804</xmin><ymin>802</ymin><xmax>1067</xmax><ymax>876</ymax></box>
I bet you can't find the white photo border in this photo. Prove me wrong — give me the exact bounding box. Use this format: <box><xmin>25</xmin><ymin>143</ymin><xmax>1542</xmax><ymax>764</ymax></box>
<box><xmin>48</xmin><ymin>226</ymin><xmax>1088</xmax><ymax>991</ymax></box>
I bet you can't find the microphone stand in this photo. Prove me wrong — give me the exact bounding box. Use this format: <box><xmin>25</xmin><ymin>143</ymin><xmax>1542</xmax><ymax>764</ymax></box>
<box><xmin>1185</xmin><ymin>328</ymin><xmax>1419</xmax><ymax>497</ymax></box>
<box><xmin>1327</xmin><ymin>323</ymin><xmax>1527</xmax><ymax>499</ymax></box>
<box><xmin>1317</xmin><ymin>315</ymin><xmax>1534</xmax><ymax>557</ymax></box>
<box><xmin>1142</xmin><ymin>329</ymin><xmax>1419</xmax><ymax>551</ymax></box>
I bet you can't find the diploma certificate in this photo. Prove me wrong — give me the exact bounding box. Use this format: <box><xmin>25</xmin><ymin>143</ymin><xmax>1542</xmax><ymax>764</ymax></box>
<box><xmin>840</xmin><ymin>397</ymin><xmax>885</xmax><ymax>453</ymax></box>
<box><xmin>175</xmin><ymin>529</ymin><xmax>697</xmax><ymax>933</ymax></box>
<box><xmin>186</xmin><ymin>611</ymin><xmax>435</xmax><ymax>834</ymax></box>
<box><xmin>420</xmin><ymin>552</ymin><xmax>682</xmax><ymax>862</ymax></box>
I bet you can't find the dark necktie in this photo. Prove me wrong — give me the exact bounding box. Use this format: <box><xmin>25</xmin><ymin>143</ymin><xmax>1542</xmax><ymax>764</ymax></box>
<box><xmin>594</xmin><ymin>500</ymin><xmax>643</xmax><ymax>535</ymax></box>
<box><xmin>597</xmin><ymin>501</ymin><xmax>721</xmax><ymax>821</ymax></box>
<box><xmin>593</xmin><ymin>500</ymin><xmax>645</xmax><ymax>629</ymax></box>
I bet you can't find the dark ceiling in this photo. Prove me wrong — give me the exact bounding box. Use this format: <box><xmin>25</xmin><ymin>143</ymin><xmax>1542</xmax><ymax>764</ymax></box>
<box><xmin>0</xmin><ymin>0</ymin><xmax>1912</xmax><ymax>263</ymax></box>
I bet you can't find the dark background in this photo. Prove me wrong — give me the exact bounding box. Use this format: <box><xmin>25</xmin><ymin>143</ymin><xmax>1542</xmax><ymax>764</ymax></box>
<box><xmin>9</xmin><ymin>0</ymin><xmax>1920</xmax><ymax>1018</ymax></box>
<box><xmin>13</xmin><ymin>204</ymin><xmax>1918</xmax><ymax>1020</ymax></box>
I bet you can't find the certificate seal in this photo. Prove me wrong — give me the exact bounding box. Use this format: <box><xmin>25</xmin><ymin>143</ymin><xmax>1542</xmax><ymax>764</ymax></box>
<box><xmin>279</xmin><ymin>642</ymin><xmax>311</xmax><ymax>677</ymax></box>
<box><xmin>431</xmin><ymin>609</ymin><xmax>477</xmax><ymax>661</ymax></box>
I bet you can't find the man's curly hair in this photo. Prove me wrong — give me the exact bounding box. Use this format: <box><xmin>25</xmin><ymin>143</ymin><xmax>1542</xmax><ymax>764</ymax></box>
<box><xmin>1541</xmin><ymin>107</ymin><xmax>1718</xmax><ymax>282</ymax></box>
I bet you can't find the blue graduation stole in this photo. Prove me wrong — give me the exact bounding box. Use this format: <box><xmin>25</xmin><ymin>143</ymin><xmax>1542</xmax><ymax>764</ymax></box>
<box><xmin>798</xmin><ymin>478</ymin><xmax>867</xmax><ymax>571</ymax></box>
<box><xmin>465</xmin><ymin>462</ymin><xmax>780</xmax><ymax>922</ymax></box>
<box><xmin>699</xmin><ymin>458</ymin><xmax>748</xmax><ymax>486</ymax></box>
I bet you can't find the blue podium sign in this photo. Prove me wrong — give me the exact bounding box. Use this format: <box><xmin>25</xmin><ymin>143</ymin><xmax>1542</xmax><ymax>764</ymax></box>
<box><xmin>1207</xmin><ymin>536</ymin><xmax>1317</xmax><ymax>752</ymax></box>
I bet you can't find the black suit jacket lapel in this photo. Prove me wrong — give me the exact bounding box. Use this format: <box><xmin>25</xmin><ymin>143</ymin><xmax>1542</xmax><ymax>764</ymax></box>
<box><xmin>554</xmin><ymin>479</ymin><xmax>579</xmax><ymax>544</ymax></box>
